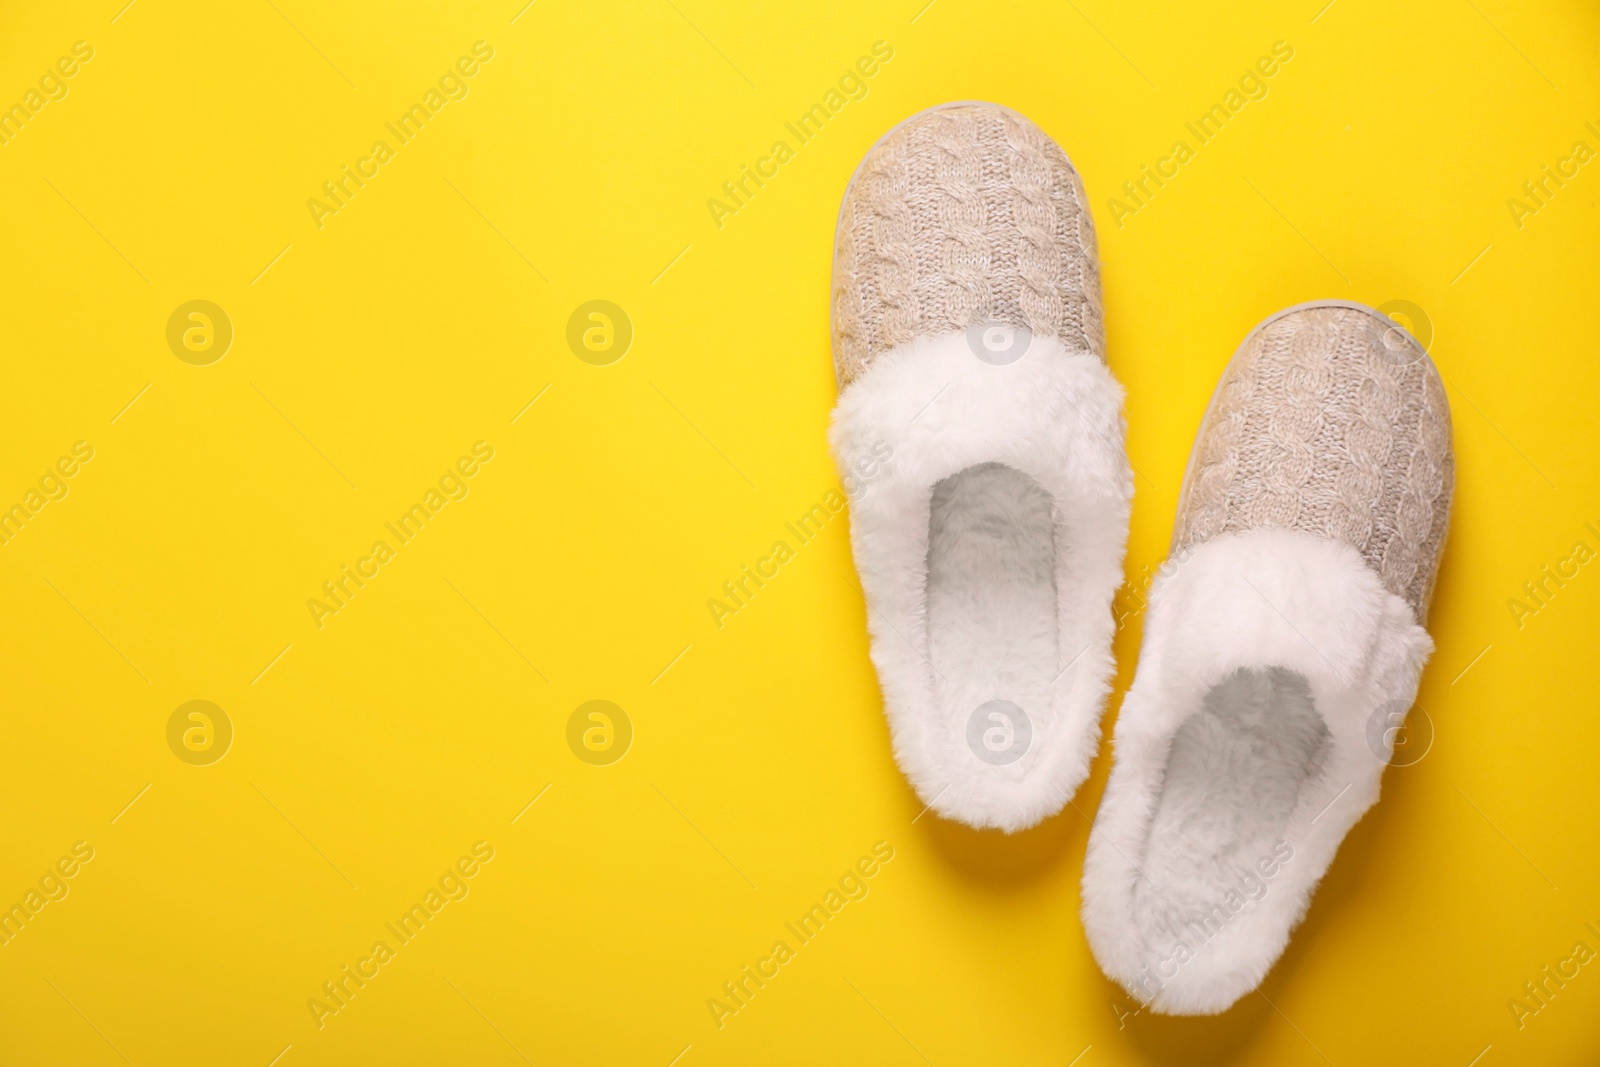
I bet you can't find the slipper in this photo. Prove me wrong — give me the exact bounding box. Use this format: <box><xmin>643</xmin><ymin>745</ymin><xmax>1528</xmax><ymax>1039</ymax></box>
<box><xmin>1081</xmin><ymin>301</ymin><xmax>1454</xmax><ymax>1013</ymax></box>
<box><xmin>828</xmin><ymin>102</ymin><xmax>1133</xmax><ymax>833</ymax></box>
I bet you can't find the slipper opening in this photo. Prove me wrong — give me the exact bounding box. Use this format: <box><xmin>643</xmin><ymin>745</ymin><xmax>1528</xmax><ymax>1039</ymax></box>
<box><xmin>927</xmin><ymin>461</ymin><xmax>1060</xmax><ymax>772</ymax></box>
<box><xmin>1131</xmin><ymin>666</ymin><xmax>1332</xmax><ymax>952</ymax></box>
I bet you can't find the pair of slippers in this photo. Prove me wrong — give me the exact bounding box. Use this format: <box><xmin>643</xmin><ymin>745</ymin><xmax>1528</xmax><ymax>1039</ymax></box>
<box><xmin>828</xmin><ymin>103</ymin><xmax>1453</xmax><ymax>1015</ymax></box>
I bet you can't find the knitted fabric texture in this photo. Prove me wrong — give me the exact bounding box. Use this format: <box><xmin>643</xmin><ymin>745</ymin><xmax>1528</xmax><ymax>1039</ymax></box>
<box><xmin>831</xmin><ymin>103</ymin><xmax>1103</xmax><ymax>386</ymax></box>
<box><xmin>1172</xmin><ymin>305</ymin><xmax>1454</xmax><ymax>623</ymax></box>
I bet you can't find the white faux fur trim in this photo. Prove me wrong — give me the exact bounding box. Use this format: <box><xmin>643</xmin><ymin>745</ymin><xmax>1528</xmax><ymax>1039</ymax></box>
<box><xmin>830</xmin><ymin>331</ymin><xmax>1132</xmax><ymax>832</ymax></box>
<box><xmin>1081</xmin><ymin>528</ymin><xmax>1434</xmax><ymax>1014</ymax></box>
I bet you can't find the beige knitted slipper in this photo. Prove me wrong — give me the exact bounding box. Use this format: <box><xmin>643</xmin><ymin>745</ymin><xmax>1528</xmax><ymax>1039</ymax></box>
<box><xmin>828</xmin><ymin>102</ymin><xmax>1132</xmax><ymax>833</ymax></box>
<box><xmin>1081</xmin><ymin>301</ymin><xmax>1454</xmax><ymax>1014</ymax></box>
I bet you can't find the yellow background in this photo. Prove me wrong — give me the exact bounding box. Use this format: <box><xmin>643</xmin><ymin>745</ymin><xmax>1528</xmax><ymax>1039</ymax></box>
<box><xmin>1</xmin><ymin>0</ymin><xmax>1596</xmax><ymax>1064</ymax></box>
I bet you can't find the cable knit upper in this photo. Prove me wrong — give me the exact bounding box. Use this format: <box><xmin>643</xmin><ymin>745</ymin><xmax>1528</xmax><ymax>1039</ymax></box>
<box><xmin>831</xmin><ymin>102</ymin><xmax>1104</xmax><ymax>386</ymax></box>
<box><xmin>1172</xmin><ymin>304</ymin><xmax>1454</xmax><ymax>623</ymax></box>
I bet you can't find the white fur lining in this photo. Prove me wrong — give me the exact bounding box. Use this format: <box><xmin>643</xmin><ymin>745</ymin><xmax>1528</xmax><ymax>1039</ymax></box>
<box><xmin>830</xmin><ymin>331</ymin><xmax>1132</xmax><ymax>832</ymax></box>
<box><xmin>1081</xmin><ymin>528</ymin><xmax>1433</xmax><ymax>1014</ymax></box>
